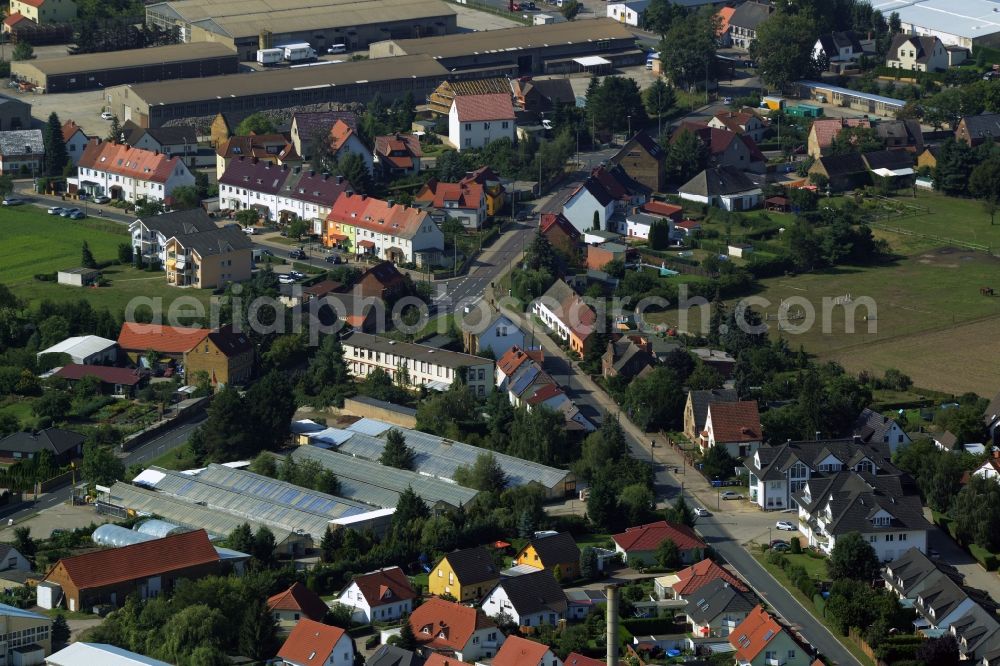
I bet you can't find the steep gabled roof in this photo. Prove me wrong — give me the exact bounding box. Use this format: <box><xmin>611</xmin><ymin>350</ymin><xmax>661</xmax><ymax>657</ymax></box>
<box><xmin>440</xmin><ymin>547</ymin><xmax>499</xmax><ymax>586</ymax></box>
<box><xmin>730</xmin><ymin>606</ymin><xmax>790</xmax><ymax>662</ymax></box>
<box><xmin>810</xmin><ymin>117</ymin><xmax>871</xmax><ymax>150</ymax></box>
<box><xmin>672</xmin><ymin>558</ymin><xmax>747</xmax><ymax>596</ymax></box>
<box><xmin>539</xmin><ymin>279</ymin><xmax>596</xmax><ymax>342</ymax></box>
<box><xmin>277</xmin><ymin>618</ymin><xmax>348</xmax><ymax>665</ymax></box>
<box><xmin>814</xmin><ymin>152</ymin><xmax>868</xmax><ymax>177</ymax></box>
<box><xmin>888</xmin><ymin>34</ymin><xmax>941</xmax><ymax>64</ymax></box>
<box><xmin>613</xmin><ymin>520</ymin><xmax>705</xmax><ymax>553</ymax></box>
<box><xmin>0</xmin><ymin>428</ymin><xmax>84</xmax><ymax>456</ymax></box>
<box><xmin>960</xmin><ymin>113</ymin><xmax>1000</xmax><ymax>142</ymax></box>
<box><xmin>267</xmin><ymin>582</ymin><xmax>330</xmax><ymax>622</ymax></box>
<box><xmin>679</xmin><ymin>166</ymin><xmax>759</xmax><ymax>198</ymax></box>
<box><xmin>47</xmin><ymin>530</ymin><xmax>218</xmax><ymax>591</ymax></box>
<box><xmin>706</xmin><ymin>400</ymin><xmax>761</xmax><ymax>443</ymax></box>
<box><xmin>409</xmin><ymin>598</ymin><xmax>495</xmax><ymax>652</ymax></box>
<box><xmin>688</xmin><ymin>389</ymin><xmax>738</xmax><ymax>436</ymax></box>
<box><xmin>61</xmin><ymin>120</ymin><xmax>86</xmax><ymax>142</ymax></box>
<box><xmin>351</xmin><ymin>566</ymin><xmax>417</xmax><ymax>607</ymax></box>
<box><xmin>817</xmin><ymin>30</ymin><xmax>863</xmax><ymax>56</ymax></box>
<box><xmin>684</xmin><ymin>577</ymin><xmax>756</xmax><ymax>625</ymax></box>
<box><xmin>219</xmin><ymin>156</ymin><xmax>293</xmax><ymax>194</ymax></box>
<box><xmin>280</xmin><ymin>169</ymin><xmax>355</xmax><ymax>207</ymax></box>
<box><xmin>493</xmin><ymin>636</ymin><xmax>552</xmax><ymax>666</ymax></box>
<box><xmin>852</xmin><ymin>407</ymin><xmax>901</xmax><ymax>445</ymax></box>
<box><xmin>488</xmin><ymin>569</ymin><xmax>567</xmax><ymax>616</ymax></box>
<box><xmin>525</xmin><ymin>532</ymin><xmax>581</xmax><ymax>567</ymax></box>
<box><xmin>728</xmin><ymin>1</ymin><xmax>771</xmax><ymax>30</ymax></box>
<box><xmin>863</xmin><ymin>149</ymin><xmax>913</xmax><ymax>171</ymax></box>
<box><xmin>132</xmin><ymin>209</ymin><xmax>218</xmax><ymax>238</ymax></box>
<box><xmin>328</xmin><ymin>194</ymin><xmax>431</xmax><ymax>240</ymax></box>
<box><xmin>453</xmin><ymin>93</ymin><xmax>515</xmax><ymax>122</ymax></box>
<box><xmin>77</xmin><ymin>139</ymin><xmax>185</xmax><ymax>184</ymax></box>
<box><xmin>292</xmin><ymin>111</ymin><xmax>359</xmax><ymax>137</ymax></box>
<box><xmin>415</xmin><ymin>179</ymin><xmax>485</xmax><ymax>210</ymax></box>
<box><xmin>540</xmin><ymin>212</ymin><xmax>581</xmax><ymax>240</ymax></box>
<box><xmin>171</xmin><ymin>226</ymin><xmax>253</xmax><ymax>258</ymax></box>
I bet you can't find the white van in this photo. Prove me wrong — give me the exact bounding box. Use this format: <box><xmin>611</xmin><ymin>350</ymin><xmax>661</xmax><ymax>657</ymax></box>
<box><xmin>646</xmin><ymin>52</ymin><xmax>660</xmax><ymax>69</ymax></box>
<box><xmin>327</xmin><ymin>44</ymin><xmax>347</xmax><ymax>54</ymax></box>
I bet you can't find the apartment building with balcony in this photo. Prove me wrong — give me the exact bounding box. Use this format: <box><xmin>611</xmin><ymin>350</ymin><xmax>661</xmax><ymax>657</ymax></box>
<box><xmin>164</xmin><ymin>226</ymin><xmax>252</xmax><ymax>289</ymax></box>
<box><xmin>74</xmin><ymin>138</ymin><xmax>194</xmax><ymax>203</ymax></box>
<box><xmin>130</xmin><ymin>209</ymin><xmax>218</xmax><ymax>267</ymax></box>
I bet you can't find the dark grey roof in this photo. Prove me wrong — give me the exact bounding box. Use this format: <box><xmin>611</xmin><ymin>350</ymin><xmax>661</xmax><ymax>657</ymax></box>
<box><xmin>688</xmin><ymin>389</ymin><xmax>738</xmax><ymax>436</ymax></box>
<box><xmin>527</xmin><ymin>78</ymin><xmax>576</xmax><ymax>106</ymax></box>
<box><xmin>0</xmin><ymin>428</ymin><xmax>84</xmax><ymax>456</ymax></box>
<box><xmin>863</xmin><ymin>149</ymin><xmax>913</xmax><ymax>171</ymax></box>
<box><xmin>0</xmin><ymin>129</ymin><xmax>43</xmax><ymax>156</ymax></box>
<box><xmin>984</xmin><ymin>390</ymin><xmax>1000</xmax><ymax>427</ymax></box>
<box><xmin>136</xmin><ymin>209</ymin><xmax>218</xmax><ymax>237</ymax></box>
<box><xmin>816</xmin><ymin>153</ymin><xmax>868</xmax><ymax>177</ymax></box>
<box><xmin>683</xmin><ymin>577</ymin><xmax>756</xmax><ymax>625</ymax></box>
<box><xmin>349</xmin><ymin>395</ymin><xmax>417</xmax><ymax>417</ymax></box>
<box><xmin>526</xmin><ymin>532</ymin><xmax>581</xmax><ymax>567</ymax></box>
<box><xmin>443</xmin><ymin>547</ymin><xmax>499</xmax><ymax>586</ymax></box>
<box><xmin>794</xmin><ymin>471</ymin><xmax>930</xmax><ymax>537</ymax></box>
<box><xmin>0</xmin><ymin>93</ymin><xmax>29</xmax><ymax>109</ymax></box>
<box><xmin>367</xmin><ymin>645</ymin><xmax>424</xmax><ymax>666</ymax></box>
<box><xmin>916</xmin><ymin>574</ymin><xmax>969</xmax><ymax>622</ymax></box>
<box><xmin>292</xmin><ymin>111</ymin><xmax>359</xmax><ymax>137</ymax></box>
<box><xmin>950</xmin><ymin>605</ymin><xmax>1000</xmax><ymax>659</ymax></box>
<box><xmin>729</xmin><ymin>1</ymin><xmax>772</xmax><ymax>30</ymax></box>
<box><xmin>960</xmin><ymin>113</ymin><xmax>1000</xmax><ymax>141</ymax></box>
<box><xmin>884</xmin><ymin>548</ymin><xmax>960</xmax><ymax>598</ymax></box>
<box><xmin>144</xmin><ymin>125</ymin><xmax>198</xmax><ymax>147</ymax></box>
<box><xmin>888</xmin><ymin>34</ymin><xmax>941</xmax><ymax>64</ymax></box>
<box><xmin>817</xmin><ymin>31</ymin><xmax>863</xmax><ymax>56</ymax></box>
<box><xmin>491</xmin><ymin>569</ymin><xmax>567</xmax><ymax>616</ymax></box>
<box><xmin>679</xmin><ymin>166</ymin><xmax>759</xmax><ymax>197</ymax></box>
<box><xmin>173</xmin><ymin>226</ymin><xmax>253</xmax><ymax>257</ymax></box>
<box><xmin>746</xmin><ymin>437</ymin><xmax>899</xmax><ymax>482</ymax></box>
<box><xmin>852</xmin><ymin>408</ymin><xmax>901</xmax><ymax>445</ymax></box>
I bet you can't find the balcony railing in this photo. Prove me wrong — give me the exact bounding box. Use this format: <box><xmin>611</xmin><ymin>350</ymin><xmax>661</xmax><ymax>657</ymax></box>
<box><xmin>765</xmin><ymin>658</ymin><xmax>783</xmax><ymax>666</ymax></box>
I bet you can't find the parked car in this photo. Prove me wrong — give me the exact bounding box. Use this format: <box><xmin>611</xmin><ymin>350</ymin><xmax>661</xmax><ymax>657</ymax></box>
<box><xmin>60</xmin><ymin>208</ymin><xmax>81</xmax><ymax>218</ymax></box>
<box><xmin>288</xmin><ymin>270</ymin><xmax>305</xmax><ymax>280</ymax></box>
<box><xmin>47</xmin><ymin>206</ymin><xmax>64</xmax><ymax>215</ymax></box>
<box><xmin>243</xmin><ymin>226</ymin><xmax>257</xmax><ymax>235</ymax></box>
<box><xmin>69</xmin><ymin>210</ymin><xmax>87</xmax><ymax>219</ymax></box>
<box><xmin>723</xmin><ymin>96</ymin><xmax>733</xmax><ymax>105</ymax></box>
<box><xmin>278</xmin><ymin>274</ymin><xmax>296</xmax><ymax>284</ymax></box>
<box><xmin>695</xmin><ymin>507</ymin><xmax>711</xmax><ymax>517</ymax></box>
<box><xmin>2</xmin><ymin>196</ymin><xmax>24</xmax><ymax>206</ymax></box>
<box><xmin>100</xmin><ymin>111</ymin><xmax>114</xmax><ymax>120</ymax></box>
<box><xmin>776</xmin><ymin>521</ymin><xmax>796</xmax><ymax>531</ymax></box>
<box><xmin>289</xmin><ymin>249</ymin><xmax>306</xmax><ymax>260</ymax></box>
<box><xmin>720</xmin><ymin>491</ymin><xmax>743</xmax><ymax>500</ymax></box>
<box><xmin>93</xmin><ymin>195</ymin><xmax>111</xmax><ymax>204</ymax></box>
<box><xmin>325</xmin><ymin>254</ymin><xmax>342</xmax><ymax>264</ymax></box>
<box><xmin>770</xmin><ymin>541</ymin><xmax>791</xmax><ymax>552</ymax></box>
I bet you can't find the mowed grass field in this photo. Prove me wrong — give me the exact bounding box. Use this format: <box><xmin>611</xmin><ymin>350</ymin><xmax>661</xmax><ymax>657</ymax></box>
<box><xmin>873</xmin><ymin>190</ymin><xmax>1000</xmax><ymax>250</ymax></box>
<box><xmin>1</xmin><ymin>206</ymin><xmax>212</xmax><ymax>314</ymax></box>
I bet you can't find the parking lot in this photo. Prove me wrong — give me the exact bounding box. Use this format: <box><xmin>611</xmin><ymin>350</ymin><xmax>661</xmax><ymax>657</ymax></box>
<box><xmin>13</xmin><ymin>87</ymin><xmax>111</xmax><ymax>135</ymax></box>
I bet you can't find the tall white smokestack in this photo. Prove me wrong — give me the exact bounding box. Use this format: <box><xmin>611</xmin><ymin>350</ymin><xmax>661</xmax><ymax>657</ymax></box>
<box><xmin>606</xmin><ymin>584</ymin><xmax>619</xmax><ymax>666</ymax></box>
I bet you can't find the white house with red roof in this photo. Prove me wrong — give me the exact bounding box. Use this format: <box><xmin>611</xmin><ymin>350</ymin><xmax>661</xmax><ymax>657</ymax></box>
<box><xmin>325</xmin><ymin>193</ymin><xmax>444</xmax><ymax>265</ymax></box>
<box><xmin>74</xmin><ymin>138</ymin><xmax>195</xmax><ymax>204</ymax></box>
<box><xmin>729</xmin><ymin>606</ymin><xmax>811</xmax><ymax>666</ymax></box>
<box><xmin>533</xmin><ymin>279</ymin><xmax>597</xmax><ymax>356</ymax></box>
<box><xmin>61</xmin><ymin>120</ymin><xmax>88</xmax><ymax>166</ymax></box>
<box><xmin>972</xmin><ymin>450</ymin><xmax>1000</xmax><ymax>483</ymax></box>
<box><xmin>701</xmin><ymin>400</ymin><xmax>762</xmax><ymax>458</ymax></box>
<box><xmin>562</xmin><ymin>165</ymin><xmax>648</xmax><ymax>235</ymax></box>
<box><xmin>448</xmin><ymin>92</ymin><xmax>515</xmax><ymax>151</ymax></box>
<box><xmin>267</xmin><ymin>582</ymin><xmax>330</xmax><ymax>628</ymax></box>
<box><xmin>409</xmin><ymin>597</ymin><xmax>504</xmax><ymax>661</ymax></box>
<box><xmin>492</xmin><ymin>636</ymin><xmax>562</xmax><ymax>666</ymax></box>
<box><xmin>374</xmin><ymin>133</ymin><xmax>423</xmax><ymax>178</ymax></box>
<box><xmin>656</xmin><ymin>557</ymin><xmax>748</xmax><ymax>600</ymax></box>
<box><xmin>336</xmin><ymin>566</ymin><xmax>416</xmax><ymax>624</ymax></box>
<box><xmin>612</xmin><ymin>520</ymin><xmax>707</xmax><ymax>567</ymax></box>
<box><xmin>327</xmin><ymin>119</ymin><xmax>374</xmax><ymax>174</ymax></box>
<box><xmin>414</xmin><ymin>178</ymin><xmax>487</xmax><ymax>229</ymax></box>
<box><xmin>277</xmin><ymin>618</ymin><xmax>355</xmax><ymax>666</ymax></box>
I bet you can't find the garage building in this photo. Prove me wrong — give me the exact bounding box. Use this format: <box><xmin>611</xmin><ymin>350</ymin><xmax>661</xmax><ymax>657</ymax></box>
<box><xmin>872</xmin><ymin>0</ymin><xmax>1000</xmax><ymax>49</ymax></box>
<box><xmin>368</xmin><ymin>18</ymin><xmax>643</xmax><ymax>75</ymax></box>
<box><xmin>146</xmin><ymin>0</ymin><xmax>458</xmax><ymax>61</ymax></box>
<box><xmin>11</xmin><ymin>43</ymin><xmax>239</xmax><ymax>94</ymax></box>
<box><xmin>105</xmin><ymin>54</ymin><xmax>458</xmax><ymax>128</ymax></box>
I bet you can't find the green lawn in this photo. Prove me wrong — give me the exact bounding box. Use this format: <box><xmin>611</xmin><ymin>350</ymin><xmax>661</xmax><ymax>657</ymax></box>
<box><xmin>146</xmin><ymin>442</ymin><xmax>199</xmax><ymax>471</ymax></box>
<box><xmin>865</xmin><ymin>190</ymin><xmax>1000</xmax><ymax>251</ymax></box>
<box><xmin>1</xmin><ymin>207</ymin><xmax>214</xmax><ymax>315</ymax></box>
<box><xmin>0</xmin><ymin>207</ymin><xmax>127</xmax><ymax>283</ymax></box>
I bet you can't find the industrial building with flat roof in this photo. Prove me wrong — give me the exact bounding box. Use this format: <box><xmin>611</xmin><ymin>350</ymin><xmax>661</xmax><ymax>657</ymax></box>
<box><xmin>291</xmin><ymin>443</ymin><xmax>479</xmax><ymax>511</ymax></box>
<box><xmin>368</xmin><ymin>19</ymin><xmax>643</xmax><ymax>74</ymax></box>
<box><xmin>872</xmin><ymin>0</ymin><xmax>1000</xmax><ymax>49</ymax></box>
<box><xmin>106</xmin><ymin>54</ymin><xmax>452</xmax><ymax>128</ymax></box>
<box><xmin>298</xmin><ymin>418</ymin><xmax>577</xmax><ymax>499</ymax></box>
<box><xmin>11</xmin><ymin>43</ymin><xmax>239</xmax><ymax>94</ymax></box>
<box><xmin>147</xmin><ymin>0</ymin><xmax>457</xmax><ymax>60</ymax></box>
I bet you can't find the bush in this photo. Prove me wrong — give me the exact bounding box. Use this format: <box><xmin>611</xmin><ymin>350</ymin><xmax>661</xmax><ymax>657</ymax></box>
<box><xmin>790</xmin><ymin>537</ymin><xmax>802</xmax><ymax>554</ymax></box>
<box><xmin>969</xmin><ymin>543</ymin><xmax>998</xmax><ymax>571</ymax></box>
<box><xmin>621</xmin><ymin>617</ymin><xmax>675</xmax><ymax>635</ymax></box>
<box><xmin>34</xmin><ymin>273</ymin><xmax>57</xmax><ymax>282</ymax></box>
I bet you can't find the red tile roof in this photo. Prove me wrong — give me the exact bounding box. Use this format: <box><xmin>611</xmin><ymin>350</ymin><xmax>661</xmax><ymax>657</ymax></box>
<box><xmin>640</xmin><ymin>201</ymin><xmax>682</xmax><ymax>220</ymax></box>
<box><xmin>415</xmin><ymin>179</ymin><xmax>485</xmax><ymax>210</ymax></box>
<box><xmin>374</xmin><ymin>134</ymin><xmax>422</xmax><ymax>170</ymax></box>
<box><xmin>18</xmin><ymin>0</ymin><xmax>44</xmax><ymax>8</ymax></box>
<box><xmin>78</xmin><ymin>139</ymin><xmax>186</xmax><ymax>184</ymax></box>
<box><xmin>216</xmin><ymin>134</ymin><xmax>293</xmax><ymax>162</ymax></box>
<box><xmin>672</xmin><ymin>558</ymin><xmax>747</xmax><ymax>596</ymax></box>
<box><xmin>540</xmin><ymin>213</ymin><xmax>581</xmax><ymax>240</ymax></box>
<box><xmin>730</xmin><ymin>606</ymin><xmax>788</xmax><ymax>662</ymax></box>
<box><xmin>327</xmin><ymin>193</ymin><xmax>431</xmax><ymax>240</ymax></box>
<box><xmin>328</xmin><ymin>120</ymin><xmax>357</xmax><ymax>153</ymax></box>
<box><xmin>493</xmin><ymin>636</ymin><xmax>551</xmax><ymax>666</ymax></box>
<box><xmin>497</xmin><ymin>346</ymin><xmax>544</xmax><ymax>378</ymax></box>
<box><xmin>409</xmin><ymin>598</ymin><xmax>495</xmax><ymax>653</ymax></box>
<box><xmin>118</xmin><ymin>322</ymin><xmax>209</xmax><ymax>354</ymax></box>
<box><xmin>267</xmin><ymin>582</ymin><xmax>330</xmax><ymax>622</ymax></box>
<box><xmin>47</xmin><ymin>530</ymin><xmax>218</xmax><ymax>591</ymax></box>
<box><xmin>277</xmin><ymin>618</ymin><xmax>348</xmax><ymax>665</ymax></box>
<box><xmin>459</xmin><ymin>166</ymin><xmax>502</xmax><ymax>187</ymax></box>
<box><xmin>424</xmin><ymin>655</ymin><xmax>462</xmax><ymax>666</ymax></box>
<box><xmin>613</xmin><ymin>520</ymin><xmax>706</xmax><ymax>553</ymax></box>
<box><xmin>675</xmin><ymin>219</ymin><xmax>701</xmax><ymax>230</ymax></box>
<box><xmin>3</xmin><ymin>12</ymin><xmax>27</xmax><ymax>27</ymax></box>
<box><xmin>54</xmin><ymin>364</ymin><xmax>145</xmax><ymax>387</ymax></box>
<box><xmin>526</xmin><ymin>382</ymin><xmax>564</xmax><ymax>406</ymax></box>
<box><xmin>706</xmin><ymin>400</ymin><xmax>761</xmax><ymax>443</ymax></box>
<box><xmin>810</xmin><ymin>117</ymin><xmax>871</xmax><ymax>149</ymax></box>
<box><xmin>61</xmin><ymin>120</ymin><xmax>85</xmax><ymax>142</ymax></box>
<box><xmin>711</xmin><ymin>110</ymin><xmax>760</xmax><ymax>134</ymax></box>
<box><xmin>351</xmin><ymin>566</ymin><xmax>417</xmax><ymax>607</ymax></box>
<box><xmin>453</xmin><ymin>93</ymin><xmax>515</xmax><ymax>122</ymax></box>
<box><xmin>565</xmin><ymin>653</ymin><xmax>606</xmax><ymax>666</ymax></box>
<box><xmin>716</xmin><ymin>6</ymin><xmax>735</xmax><ymax>35</ymax></box>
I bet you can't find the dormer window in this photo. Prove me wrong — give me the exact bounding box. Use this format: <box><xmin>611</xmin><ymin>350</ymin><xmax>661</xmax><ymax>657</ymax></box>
<box><xmin>873</xmin><ymin>515</ymin><xmax>890</xmax><ymax>527</ymax></box>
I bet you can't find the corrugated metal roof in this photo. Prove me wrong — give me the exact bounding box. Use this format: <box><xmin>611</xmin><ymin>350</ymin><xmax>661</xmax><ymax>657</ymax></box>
<box><xmin>346</xmin><ymin>418</ymin><xmax>394</xmax><ymax>437</ymax></box>
<box><xmin>326</xmin><ymin>422</ymin><xmax>571</xmax><ymax>489</ymax></box>
<box><xmin>291</xmin><ymin>444</ymin><xmax>478</xmax><ymax>508</ymax></box>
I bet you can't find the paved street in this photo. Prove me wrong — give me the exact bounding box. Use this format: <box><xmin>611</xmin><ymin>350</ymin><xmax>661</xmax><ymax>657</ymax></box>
<box><xmin>500</xmin><ymin>305</ymin><xmax>861</xmax><ymax>666</ymax></box>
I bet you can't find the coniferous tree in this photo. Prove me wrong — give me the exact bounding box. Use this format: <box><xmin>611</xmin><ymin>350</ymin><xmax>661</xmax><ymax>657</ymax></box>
<box><xmin>81</xmin><ymin>241</ymin><xmax>97</xmax><ymax>269</ymax></box>
<box><xmin>43</xmin><ymin>112</ymin><xmax>69</xmax><ymax>177</ymax></box>
<box><xmin>238</xmin><ymin>597</ymin><xmax>277</xmax><ymax>660</ymax></box>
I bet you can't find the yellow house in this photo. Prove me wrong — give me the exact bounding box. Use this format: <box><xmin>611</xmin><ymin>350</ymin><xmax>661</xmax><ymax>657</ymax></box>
<box><xmin>916</xmin><ymin>146</ymin><xmax>939</xmax><ymax>171</ymax></box>
<box><xmin>427</xmin><ymin>547</ymin><xmax>499</xmax><ymax>603</ymax></box>
<box><xmin>10</xmin><ymin>0</ymin><xmax>77</xmax><ymax>24</ymax></box>
<box><xmin>325</xmin><ymin>219</ymin><xmax>357</xmax><ymax>252</ymax></box>
<box><xmin>461</xmin><ymin>166</ymin><xmax>506</xmax><ymax>217</ymax></box>
<box><xmin>164</xmin><ymin>227</ymin><xmax>252</xmax><ymax>289</ymax></box>
<box><xmin>514</xmin><ymin>532</ymin><xmax>581</xmax><ymax>581</ymax></box>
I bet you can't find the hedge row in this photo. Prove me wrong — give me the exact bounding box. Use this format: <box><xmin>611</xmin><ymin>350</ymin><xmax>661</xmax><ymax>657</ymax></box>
<box><xmin>969</xmin><ymin>543</ymin><xmax>998</xmax><ymax>571</ymax></box>
<box><xmin>767</xmin><ymin>551</ymin><xmax>818</xmax><ymax>599</ymax></box>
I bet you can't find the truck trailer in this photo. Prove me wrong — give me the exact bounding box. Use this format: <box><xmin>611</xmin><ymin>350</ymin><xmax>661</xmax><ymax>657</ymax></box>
<box><xmin>256</xmin><ymin>48</ymin><xmax>284</xmax><ymax>66</ymax></box>
<box><xmin>279</xmin><ymin>43</ymin><xmax>317</xmax><ymax>62</ymax></box>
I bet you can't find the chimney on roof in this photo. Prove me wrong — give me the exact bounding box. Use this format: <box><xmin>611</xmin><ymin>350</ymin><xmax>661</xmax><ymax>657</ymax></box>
<box><xmin>815</xmin><ymin>431</ymin><xmax>821</xmax><ymax>441</ymax></box>
<box><xmin>322</xmin><ymin>172</ymin><xmax>329</xmax><ymax>181</ymax></box>
<box><xmin>154</xmin><ymin>150</ymin><xmax>159</xmax><ymax>156</ymax></box>
<box><xmin>309</xmin><ymin>170</ymin><xmax>316</xmax><ymax>177</ymax></box>
<box><xmin>853</xmin><ymin>435</ymin><xmax>862</xmax><ymax>444</ymax></box>
<box><xmin>336</xmin><ymin>175</ymin><xmax>344</xmax><ymax>184</ymax></box>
